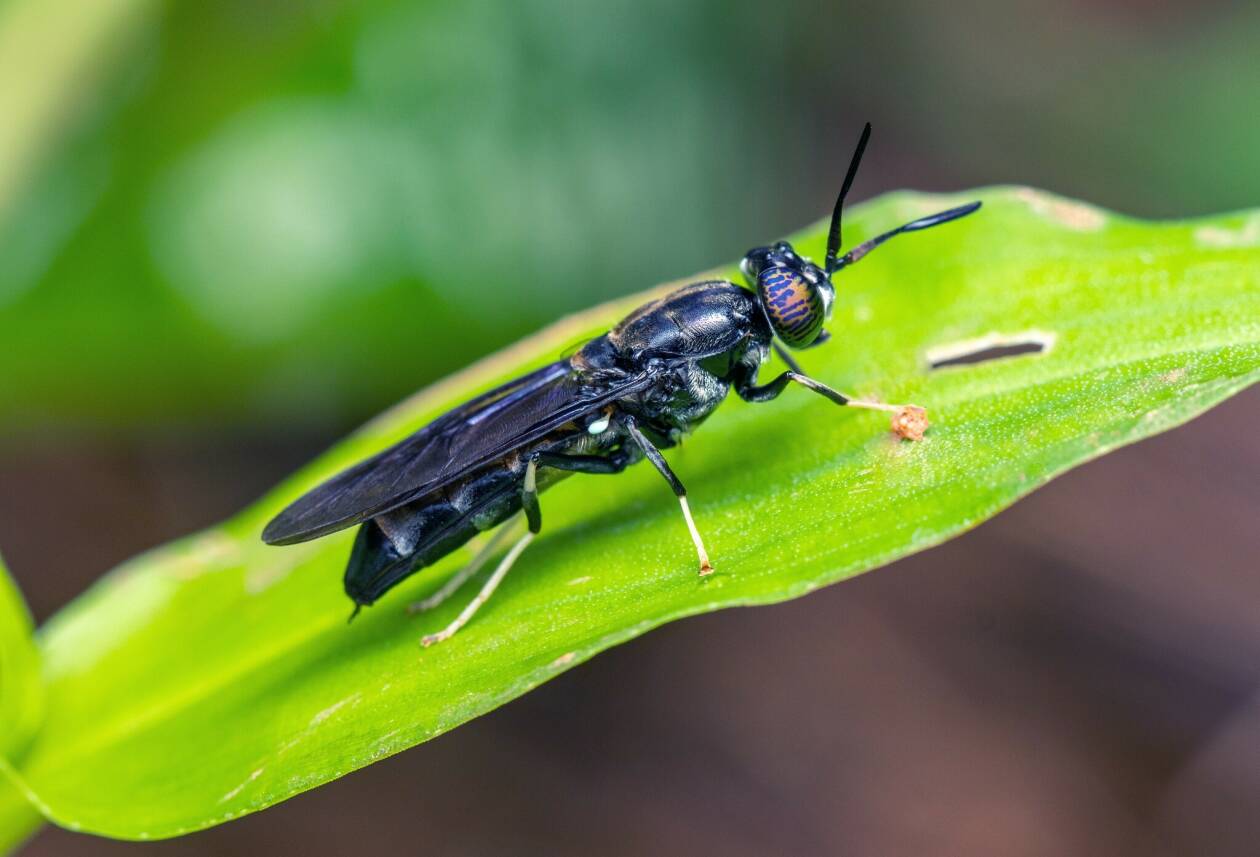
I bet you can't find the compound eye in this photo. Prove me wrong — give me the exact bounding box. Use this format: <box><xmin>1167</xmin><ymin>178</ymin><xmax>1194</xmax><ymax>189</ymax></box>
<box><xmin>756</xmin><ymin>266</ymin><xmax>825</xmax><ymax>348</ymax></box>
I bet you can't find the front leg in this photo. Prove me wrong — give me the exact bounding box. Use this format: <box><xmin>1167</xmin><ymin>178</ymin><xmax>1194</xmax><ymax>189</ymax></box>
<box><xmin>772</xmin><ymin>340</ymin><xmax>805</xmax><ymax>375</ymax></box>
<box><xmin>735</xmin><ymin>366</ymin><xmax>929</xmax><ymax>441</ymax></box>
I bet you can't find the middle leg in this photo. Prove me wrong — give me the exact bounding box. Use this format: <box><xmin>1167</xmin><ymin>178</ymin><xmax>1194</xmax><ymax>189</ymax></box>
<box><xmin>623</xmin><ymin>415</ymin><xmax>713</xmax><ymax>576</ymax></box>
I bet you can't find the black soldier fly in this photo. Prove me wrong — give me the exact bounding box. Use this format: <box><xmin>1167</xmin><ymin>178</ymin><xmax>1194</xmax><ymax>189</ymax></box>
<box><xmin>262</xmin><ymin>124</ymin><xmax>980</xmax><ymax>645</ymax></box>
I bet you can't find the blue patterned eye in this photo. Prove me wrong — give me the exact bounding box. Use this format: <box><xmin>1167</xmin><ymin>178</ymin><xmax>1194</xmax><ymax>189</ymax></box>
<box><xmin>757</xmin><ymin>266</ymin><xmax>825</xmax><ymax>348</ymax></box>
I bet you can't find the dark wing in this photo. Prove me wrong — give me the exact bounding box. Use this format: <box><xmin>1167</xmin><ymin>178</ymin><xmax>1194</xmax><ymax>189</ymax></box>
<box><xmin>262</xmin><ymin>360</ymin><xmax>653</xmax><ymax>545</ymax></box>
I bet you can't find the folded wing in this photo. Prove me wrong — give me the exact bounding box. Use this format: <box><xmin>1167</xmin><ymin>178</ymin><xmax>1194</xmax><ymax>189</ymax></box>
<box><xmin>262</xmin><ymin>360</ymin><xmax>650</xmax><ymax>545</ymax></box>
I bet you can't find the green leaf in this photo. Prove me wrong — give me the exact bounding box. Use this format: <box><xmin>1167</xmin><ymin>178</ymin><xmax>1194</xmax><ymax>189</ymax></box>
<box><xmin>14</xmin><ymin>188</ymin><xmax>1260</xmax><ymax>839</ymax></box>
<box><xmin>0</xmin><ymin>555</ymin><xmax>41</xmax><ymax>762</ymax></box>
<box><xmin>0</xmin><ymin>554</ymin><xmax>45</xmax><ymax>852</ymax></box>
<box><xmin>0</xmin><ymin>772</ymin><xmax>43</xmax><ymax>857</ymax></box>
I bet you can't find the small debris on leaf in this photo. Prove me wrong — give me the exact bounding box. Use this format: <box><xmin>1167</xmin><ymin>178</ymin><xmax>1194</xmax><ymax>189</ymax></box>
<box><xmin>891</xmin><ymin>406</ymin><xmax>929</xmax><ymax>441</ymax></box>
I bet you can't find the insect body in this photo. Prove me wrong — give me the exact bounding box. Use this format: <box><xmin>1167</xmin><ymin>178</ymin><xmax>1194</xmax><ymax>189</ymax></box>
<box><xmin>262</xmin><ymin>124</ymin><xmax>980</xmax><ymax>645</ymax></box>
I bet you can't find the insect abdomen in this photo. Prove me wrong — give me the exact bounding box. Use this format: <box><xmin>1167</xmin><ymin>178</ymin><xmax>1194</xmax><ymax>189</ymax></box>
<box><xmin>344</xmin><ymin>468</ymin><xmax>520</xmax><ymax>606</ymax></box>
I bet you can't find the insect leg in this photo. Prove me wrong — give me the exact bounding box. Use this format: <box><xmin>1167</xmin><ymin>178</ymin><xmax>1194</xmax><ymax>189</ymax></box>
<box><xmin>420</xmin><ymin>529</ymin><xmax>534</xmax><ymax>647</ymax></box>
<box><xmin>416</xmin><ymin>452</ymin><xmax>629</xmax><ymax>643</ymax></box>
<box><xmin>772</xmin><ymin>336</ymin><xmax>831</xmax><ymax>375</ymax></box>
<box><xmin>407</xmin><ymin>519</ymin><xmax>520</xmax><ymax>614</ymax></box>
<box><xmin>420</xmin><ymin>457</ymin><xmax>544</xmax><ymax>646</ymax></box>
<box><xmin>772</xmin><ymin>341</ymin><xmax>805</xmax><ymax>375</ymax></box>
<box><xmin>534</xmin><ymin>451</ymin><xmax>629</xmax><ymax>475</ymax></box>
<box><xmin>623</xmin><ymin>416</ymin><xmax>713</xmax><ymax>576</ymax></box>
<box><xmin>736</xmin><ymin>371</ymin><xmax>928</xmax><ymax>440</ymax></box>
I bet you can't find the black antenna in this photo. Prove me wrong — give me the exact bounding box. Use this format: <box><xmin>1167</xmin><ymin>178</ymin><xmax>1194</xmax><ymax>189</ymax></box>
<box><xmin>825</xmin><ymin>122</ymin><xmax>872</xmax><ymax>273</ymax></box>
<box><xmin>347</xmin><ymin>603</ymin><xmax>362</xmax><ymax>624</ymax></box>
<box><xmin>830</xmin><ymin>201</ymin><xmax>982</xmax><ymax>273</ymax></box>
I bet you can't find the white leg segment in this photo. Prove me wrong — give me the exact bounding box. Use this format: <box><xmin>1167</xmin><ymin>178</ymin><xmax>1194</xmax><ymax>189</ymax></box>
<box><xmin>842</xmin><ymin>398</ymin><xmax>902</xmax><ymax>413</ymax></box>
<box><xmin>421</xmin><ymin>530</ymin><xmax>535</xmax><ymax>647</ymax></box>
<box><xmin>678</xmin><ymin>495</ymin><xmax>713</xmax><ymax>576</ymax></box>
<box><xmin>407</xmin><ymin>521</ymin><xmax>517</xmax><ymax>614</ymax></box>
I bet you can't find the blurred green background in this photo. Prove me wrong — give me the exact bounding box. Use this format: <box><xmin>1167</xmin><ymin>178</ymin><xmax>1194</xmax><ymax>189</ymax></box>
<box><xmin>3</xmin><ymin>0</ymin><xmax>1258</xmax><ymax>436</ymax></box>
<box><xmin>3</xmin><ymin>1</ymin><xmax>1260</xmax><ymax>855</ymax></box>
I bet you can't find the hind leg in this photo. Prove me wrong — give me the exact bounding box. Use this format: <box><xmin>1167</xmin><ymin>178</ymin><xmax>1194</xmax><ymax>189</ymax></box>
<box><xmin>407</xmin><ymin>520</ymin><xmax>520</xmax><ymax>614</ymax></box>
<box><xmin>418</xmin><ymin>451</ymin><xmax>631</xmax><ymax>646</ymax></box>
<box><xmin>420</xmin><ymin>528</ymin><xmax>535</xmax><ymax>647</ymax></box>
<box><xmin>420</xmin><ymin>458</ymin><xmax>544</xmax><ymax>647</ymax></box>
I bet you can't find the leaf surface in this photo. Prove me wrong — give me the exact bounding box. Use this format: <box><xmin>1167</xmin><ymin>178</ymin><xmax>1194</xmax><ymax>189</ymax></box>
<box><xmin>14</xmin><ymin>188</ymin><xmax>1260</xmax><ymax>838</ymax></box>
<box><xmin>0</xmin><ymin>555</ymin><xmax>44</xmax><ymax>852</ymax></box>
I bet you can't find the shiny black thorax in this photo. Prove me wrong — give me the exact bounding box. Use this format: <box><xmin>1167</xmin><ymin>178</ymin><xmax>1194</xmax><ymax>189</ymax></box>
<box><xmin>575</xmin><ymin>281</ymin><xmax>771</xmax><ymax>443</ymax></box>
<box><xmin>344</xmin><ymin>280</ymin><xmax>774</xmax><ymax>605</ymax></box>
